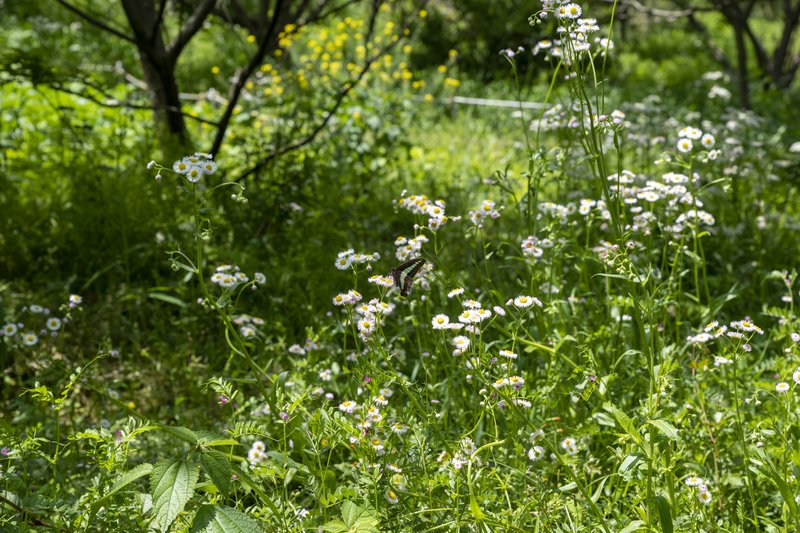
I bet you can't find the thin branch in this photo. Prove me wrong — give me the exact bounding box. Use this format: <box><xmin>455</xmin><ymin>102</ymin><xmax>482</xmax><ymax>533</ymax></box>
<box><xmin>208</xmin><ymin>0</ymin><xmax>287</xmax><ymax>156</ymax></box>
<box><xmin>168</xmin><ymin>0</ymin><xmax>217</xmax><ymax>61</ymax></box>
<box><xmin>46</xmin><ymin>81</ymin><xmax>221</xmax><ymax>126</ymax></box>
<box><xmin>53</xmin><ymin>0</ymin><xmax>137</xmax><ymax>44</ymax></box>
<box><xmin>0</xmin><ymin>493</ymin><xmax>59</xmax><ymax>530</ymax></box>
<box><xmin>599</xmin><ymin>0</ymin><xmax>704</xmax><ymax>19</ymax></box>
<box><xmin>686</xmin><ymin>12</ymin><xmax>733</xmax><ymax>72</ymax></box>
<box><xmin>235</xmin><ymin>1</ymin><xmax>428</xmax><ymax>182</ymax></box>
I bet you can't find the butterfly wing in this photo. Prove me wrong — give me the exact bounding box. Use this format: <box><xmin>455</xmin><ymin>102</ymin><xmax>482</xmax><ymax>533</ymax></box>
<box><xmin>395</xmin><ymin>258</ymin><xmax>425</xmax><ymax>296</ymax></box>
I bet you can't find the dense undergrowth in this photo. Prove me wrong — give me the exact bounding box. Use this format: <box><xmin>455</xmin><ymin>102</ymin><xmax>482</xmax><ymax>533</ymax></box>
<box><xmin>3</xmin><ymin>1</ymin><xmax>800</xmax><ymax>531</ymax></box>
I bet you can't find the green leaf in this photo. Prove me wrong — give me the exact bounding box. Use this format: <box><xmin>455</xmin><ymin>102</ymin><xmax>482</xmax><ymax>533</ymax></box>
<box><xmin>751</xmin><ymin>450</ymin><xmax>799</xmax><ymax>524</ymax></box>
<box><xmin>647</xmin><ymin>419</ymin><xmax>680</xmax><ymax>441</ymax></box>
<box><xmin>148</xmin><ymin>292</ymin><xmax>187</xmax><ymax>308</ymax></box>
<box><xmin>653</xmin><ymin>495</ymin><xmax>673</xmax><ymax>533</ymax></box>
<box><xmin>340</xmin><ymin>501</ymin><xmax>380</xmax><ymax>532</ymax></box>
<box><xmin>618</xmin><ymin>520</ymin><xmax>645</xmax><ymax>533</ymax></box>
<box><xmin>619</xmin><ymin>454</ymin><xmax>641</xmax><ymax>474</ymax></box>
<box><xmin>200</xmin><ymin>451</ymin><xmax>231</xmax><ymax>496</ymax></box>
<box><xmin>150</xmin><ymin>460</ymin><xmax>200</xmax><ymax>532</ymax></box>
<box><xmin>190</xmin><ymin>504</ymin><xmax>262</xmax><ymax>533</ymax></box>
<box><xmin>605</xmin><ymin>403</ymin><xmax>641</xmax><ymax>445</ymax></box>
<box><xmin>320</xmin><ymin>520</ymin><xmax>349</xmax><ymax>533</ymax></box>
<box><xmin>158</xmin><ymin>425</ymin><xmax>199</xmax><ymax>445</ymax></box>
<box><xmin>92</xmin><ymin>463</ymin><xmax>153</xmax><ymax>512</ymax></box>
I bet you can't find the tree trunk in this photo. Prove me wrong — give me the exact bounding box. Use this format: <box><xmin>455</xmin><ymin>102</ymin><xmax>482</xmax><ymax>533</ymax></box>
<box><xmin>732</xmin><ymin>20</ymin><xmax>751</xmax><ymax>109</ymax></box>
<box><xmin>121</xmin><ymin>0</ymin><xmax>191</xmax><ymax>153</ymax></box>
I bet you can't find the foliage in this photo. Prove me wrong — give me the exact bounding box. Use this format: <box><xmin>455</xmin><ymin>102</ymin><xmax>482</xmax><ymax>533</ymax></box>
<box><xmin>3</xmin><ymin>1</ymin><xmax>800</xmax><ymax>532</ymax></box>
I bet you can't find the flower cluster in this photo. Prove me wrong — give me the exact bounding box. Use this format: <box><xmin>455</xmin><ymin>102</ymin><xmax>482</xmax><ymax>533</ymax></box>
<box><xmin>233</xmin><ymin>314</ymin><xmax>265</xmax><ymax>338</ymax></box>
<box><xmin>170</xmin><ymin>152</ymin><xmax>217</xmax><ymax>183</ymax></box>
<box><xmin>334</xmin><ymin>249</ymin><xmax>380</xmax><ymax>271</ymax></box>
<box><xmin>352</xmin><ymin>297</ymin><xmax>395</xmax><ymax>340</ymax></box>
<box><xmin>532</xmin><ymin>2</ymin><xmax>613</xmax><ymax>65</ymax></box>
<box><xmin>438</xmin><ymin>437</ymin><xmax>481</xmax><ymax>472</ymax></box>
<box><xmin>2</xmin><ymin>295</ymin><xmax>81</xmax><ymax>349</ymax></box>
<box><xmin>210</xmin><ymin>264</ymin><xmax>266</xmax><ymax>290</ymax></box>
<box><xmin>332</xmin><ymin>289</ymin><xmax>363</xmax><ymax>306</ymax></box>
<box><xmin>247</xmin><ymin>440</ymin><xmax>269</xmax><ymax>467</ymax></box>
<box><xmin>393</xmin><ymin>235</ymin><xmax>428</xmax><ymax>262</ymax></box>
<box><xmin>604</xmin><ymin>166</ymin><xmax>717</xmax><ymax>236</ymax></box>
<box><xmin>676</xmin><ymin>125</ymin><xmax>717</xmax><ymax>156</ymax></box>
<box><xmin>468</xmin><ymin>199</ymin><xmax>501</xmax><ymax>226</ymax></box>
<box><xmin>395</xmin><ymin>192</ymin><xmax>452</xmax><ymax>231</ymax></box>
<box><xmin>685</xmin><ymin>475</ymin><xmax>713</xmax><ymax>504</ymax></box>
<box><xmin>521</xmin><ymin>235</ymin><xmax>553</xmax><ymax>259</ymax></box>
<box><xmin>687</xmin><ymin>319</ymin><xmax>764</xmax><ymax>349</ymax></box>
<box><xmin>288</xmin><ymin>338</ymin><xmax>319</xmax><ymax>356</ymax></box>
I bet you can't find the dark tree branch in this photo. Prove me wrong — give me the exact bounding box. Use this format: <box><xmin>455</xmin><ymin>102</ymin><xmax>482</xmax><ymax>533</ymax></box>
<box><xmin>235</xmin><ymin>1</ymin><xmax>428</xmax><ymax>182</ymax></box>
<box><xmin>685</xmin><ymin>11</ymin><xmax>733</xmax><ymax>72</ymax></box>
<box><xmin>773</xmin><ymin>0</ymin><xmax>800</xmax><ymax>85</ymax></box>
<box><xmin>211</xmin><ymin>0</ymin><xmax>257</xmax><ymax>31</ymax></box>
<box><xmin>168</xmin><ymin>0</ymin><xmax>217</xmax><ymax>61</ymax></box>
<box><xmin>54</xmin><ymin>0</ymin><xmax>137</xmax><ymax>44</ymax></box>
<box><xmin>46</xmin><ymin>81</ymin><xmax>221</xmax><ymax>126</ymax></box>
<box><xmin>0</xmin><ymin>493</ymin><xmax>59</xmax><ymax>530</ymax></box>
<box><xmin>208</xmin><ymin>0</ymin><xmax>287</xmax><ymax>156</ymax></box>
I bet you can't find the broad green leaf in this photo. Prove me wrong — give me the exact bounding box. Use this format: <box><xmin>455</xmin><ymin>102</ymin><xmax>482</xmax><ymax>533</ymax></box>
<box><xmin>653</xmin><ymin>495</ymin><xmax>673</xmax><ymax>533</ymax></box>
<box><xmin>191</xmin><ymin>504</ymin><xmax>262</xmax><ymax>533</ymax></box>
<box><xmin>158</xmin><ymin>425</ymin><xmax>199</xmax><ymax>445</ymax></box>
<box><xmin>341</xmin><ymin>501</ymin><xmax>380</xmax><ymax>532</ymax></box>
<box><xmin>204</xmin><ymin>439</ymin><xmax>240</xmax><ymax>447</ymax></box>
<box><xmin>647</xmin><ymin>419</ymin><xmax>680</xmax><ymax>441</ymax></box>
<box><xmin>200</xmin><ymin>451</ymin><xmax>231</xmax><ymax>496</ymax></box>
<box><xmin>320</xmin><ymin>520</ymin><xmax>349</xmax><ymax>533</ymax></box>
<box><xmin>150</xmin><ymin>460</ymin><xmax>200</xmax><ymax>532</ymax></box>
<box><xmin>194</xmin><ymin>430</ymin><xmax>231</xmax><ymax>444</ymax></box>
<box><xmin>92</xmin><ymin>463</ymin><xmax>153</xmax><ymax>511</ymax></box>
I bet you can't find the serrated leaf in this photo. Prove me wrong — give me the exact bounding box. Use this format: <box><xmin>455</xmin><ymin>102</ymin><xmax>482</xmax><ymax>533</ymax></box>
<box><xmin>158</xmin><ymin>425</ymin><xmax>199</xmax><ymax>445</ymax></box>
<box><xmin>647</xmin><ymin>419</ymin><xmax>679</xmax><ymax>441</ymax></box>
<box><xmin>606</xmin><ymin>404</ymin><xmax>641</xmax><ymax>444</ymax></box>
<box><xmin>204</xmin><ymin>439</ymin><xmax>240</xmax><ymax>447</ymax></box>
<box><xmin>200</xmin><ymin>451</ymin><xmax>231</xmax><ymax>496</ymax></box>
<box><xmin>191</xmin><ymin>504</ymin><xmax>262</xmax><ymax>533</ymax></box>
<box><xmin>320</xmin><ymin>520</ymin><xmax>349</xmax><ymax>533</ymax></box>
<box><xmin>341</xmin><ymin>501</ymin><xmax>379</xmax><ymax>529</ymax></box>
<box><xmin>92</xmin><ymin>463</ymin><xmax>153</xmax><ymax>512</ymax></box>
<box><xmin>150</xmin><ymin>460</ymin><xmax>200</xmax><ymax>532</ymax></box>
<box><xmin>194</xmin><ymin>430</ymin><xmax>230</xmax><ymax>444</ymax></box>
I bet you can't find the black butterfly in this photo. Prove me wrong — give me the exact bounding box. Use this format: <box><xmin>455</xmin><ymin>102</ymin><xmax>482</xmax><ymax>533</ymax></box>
<box><xmin>390</xmin><ymin>257</ymin><xmax>426</xmax><ymax>296</ymax></box>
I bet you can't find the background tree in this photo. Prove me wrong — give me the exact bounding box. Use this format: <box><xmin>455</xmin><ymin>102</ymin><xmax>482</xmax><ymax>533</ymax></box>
<box><xmin>47</xmin><ymin>0</ymin><xmax>420</xmax><ymax>160</ymax></box>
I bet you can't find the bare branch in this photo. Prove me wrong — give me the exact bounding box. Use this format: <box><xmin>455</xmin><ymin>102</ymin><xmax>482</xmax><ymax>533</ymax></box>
<box><xmin>235</xmin><ymin>1</ymin><xmax>428</xmax><ymax>181</ymax></box>
<box><xmin>168</xmin><ymin>0</ymin><xmax>217</xmax><ymax>60</ymax></box>
<box><xmin>686</xmin><ymin>12</ymin><xmax>733</xmax><ymax>72</ymax></box>
<box><xmin>54</xmin><ymin>0</ymin><xmax>137</xmax><ymax>44</ymax></box>
<box><xmin>208</xmin><ymin>0</ymin><xmax>287</xmax><ymax>156</ymax></box>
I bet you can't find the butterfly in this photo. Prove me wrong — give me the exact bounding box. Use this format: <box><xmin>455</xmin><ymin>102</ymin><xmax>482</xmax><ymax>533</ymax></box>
<box><xmin>390</xmin><ymin>257</ymin><xmax>426</xmax><ymax>296</ymax></box>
